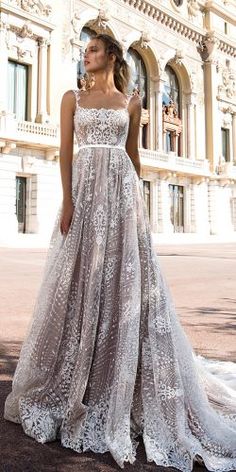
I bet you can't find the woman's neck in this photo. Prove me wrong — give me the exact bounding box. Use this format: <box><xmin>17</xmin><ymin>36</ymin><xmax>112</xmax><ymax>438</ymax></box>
<box><xmin>89</xmin><ymin>71</ymin><xmax>116</xmax><ymax>95</ymax></box>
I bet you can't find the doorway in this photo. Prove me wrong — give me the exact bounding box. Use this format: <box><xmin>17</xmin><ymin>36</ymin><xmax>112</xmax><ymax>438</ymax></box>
<box><xmin>143</xmin><ymin>180</ymin><xmax>150</xmax><ymax>219</ymax></box>
<box><xmin>16</xmin><ymin>176</ymin><xmax>27</xmax><ymax>232</ymax></box>
<box><xmin>169</xmin><ymin>184</ymin><xmax>184</xmax><ymax>232</ymax></box>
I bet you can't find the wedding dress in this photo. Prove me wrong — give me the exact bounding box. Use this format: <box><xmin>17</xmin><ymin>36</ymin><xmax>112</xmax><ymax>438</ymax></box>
<box><xmin>4</xmin><ymin>89</ymin><xmax>236</xmax><ymax>472</ymax></box>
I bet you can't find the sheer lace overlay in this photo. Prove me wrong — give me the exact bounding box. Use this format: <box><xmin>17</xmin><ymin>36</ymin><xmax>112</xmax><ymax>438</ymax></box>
<box><xmin>4</xmin><ymin>89</ymin><xmax>236</xmax><ymax>472</ymax></box>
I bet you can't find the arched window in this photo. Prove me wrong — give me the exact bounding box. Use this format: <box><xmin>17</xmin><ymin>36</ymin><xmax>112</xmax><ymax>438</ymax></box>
<box><xmin>162</xmin><ymin>65</ymin><xmax>182</xmax><ymax>156</ymax></box>
<box><xmin>163</xmin><ymin>65</ymin><xmax>180</xmax><ymax>115</ymax></box>
<box><xmin>126</xmin><ymin>48</ymin><xmax>148</xmax><ymax>148</ymax></box>
<box><xmin>77</xmin><ymin>27</ymin><xmax>96</xmax><ymax>87</ymax></box>
<box><xmin>126</xmin><ymin>48</ymin><xmax>147</xmax><ymax>108</ymax></box>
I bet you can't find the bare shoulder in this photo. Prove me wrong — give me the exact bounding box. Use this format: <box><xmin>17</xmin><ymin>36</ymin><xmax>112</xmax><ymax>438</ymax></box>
<box><xmin>128</xmin><ymin>93</ymin><xmax>142</xmax><ymax>114</ymax></box>
<box><xmin>60</xmin><ymin>89</ymin><xmax>77</xmax><ymax>113</ymax></box>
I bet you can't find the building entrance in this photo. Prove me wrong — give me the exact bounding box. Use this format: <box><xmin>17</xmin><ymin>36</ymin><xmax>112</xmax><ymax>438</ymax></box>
<box><xmin>16</xmin><ymin>176</ymin><xmax>27</xmax><ymax>233</ymax></box>
<box><xmin>169</xmin><ymin>184</ymin><xmax>184</xmax><ymax>232</ymax></box>
<box><xmin>143</xmin><ymin>180</ymin><xmax>150</xmax><ymax>219</ymax></box>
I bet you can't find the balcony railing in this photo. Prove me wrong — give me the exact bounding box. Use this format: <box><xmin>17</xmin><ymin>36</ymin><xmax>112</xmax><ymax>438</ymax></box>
<box><xmin>216</xmin><ymin>162</ymin><xmax>236</xmax><ymax>178</ymax></box>
<box><xmin>140</xmin><ymin>149</ymin><xmax>211</xmax><ymax>176</ymax></box>
<box><xmin>0</xmin><ymin>112</ymin><xmax>59</xmax><ymax>149</ymax></box>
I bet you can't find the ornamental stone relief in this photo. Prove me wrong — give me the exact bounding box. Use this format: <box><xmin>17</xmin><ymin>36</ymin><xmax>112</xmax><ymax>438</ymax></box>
<box><xmin>5</xmin><ymin>0</ymin><xmax>52</xmax><ymax>17</ymax></box>
<box><xmin>198</xmin><ymin>31</ymin><xmax>220</xmax><ymax>63</ymax></box>
<box><xmin>218</xmin><ymin>67</ymin><xmax>236</xmax><ymax>100</ymax></box>
<box><xmin>88</xmin><ymin>8</ymin><xmax>110</xmax><ymax>31</ymax></box>
<box><xmin>71</xmin><ymin>10</ymin><xmax>81</xmax><ymax>37</ymax></box>
<box><xmin>187</xmin><ymin>0</ymin><xmax>199</xmax><ymax>18</ymax></box>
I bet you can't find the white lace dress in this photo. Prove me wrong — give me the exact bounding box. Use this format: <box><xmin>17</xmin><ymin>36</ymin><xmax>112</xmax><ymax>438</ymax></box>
<box><xmin>4</xmin><ymin>89</ymin><xmax>236</xmax><ymax>472</ymax></box>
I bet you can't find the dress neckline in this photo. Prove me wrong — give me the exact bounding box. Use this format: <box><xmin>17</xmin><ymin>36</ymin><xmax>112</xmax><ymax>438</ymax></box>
<box><xmin>77</xmin><ymin>104</ymin><xmax>128</xmax><ymax>111</ymax></box>
<box><xmin>73</xmin><ymin>89</ymin><xmax>131</xmax><ymax>115</ymax></box>
<box><xmin>77</xmin><ymin>104</ymin><xmax>130</xmax><ymax>114</ymax></box>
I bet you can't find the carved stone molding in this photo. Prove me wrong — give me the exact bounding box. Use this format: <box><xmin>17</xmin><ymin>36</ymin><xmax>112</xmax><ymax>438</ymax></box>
<box><xmin>88</xmin><ymin>9</ymin><xmax>110</xmax><ymax>32</ymax></box>
<box><xmin>71</xmin><ymin>10</ymin><xmax>81</xmax><ymax>37</ymax></box>
<box><xmin>16</xmin><ymin>46</ymin><xmax>27</xmax><ymax>59</ymax></box>
<box><xmin>0</xmin><ymin>141</ymin><xmax>16</xmax><ymax>154</ymax></box>
<box><xmin>18</xmin><ymin>21</ymin><xmax>33</xmax><ymax>38</ymax></box>
<box><xmin>22</xmin><ymin>155</ymin><xmax>36</xmax><ymax>170</ymax></box>
<box><xmin>122</xmin><ymin>0</ymin><xmax>236</xmax><ymax>58</ymax></box>
<box><xmin>0</xmin><ymin>19</ymin><xmax>10</xmax><ymax>32</ymax></box>
<box><xmin>0</xmin><ymin>20</ymin><xmax>10</xmax><ymax>48</ymax></box>
<box><xmin>123</xmin><ymin>0</ymin><xmax>203</xmax><ymax>43</ymax></box>
<box><xmin>131</xmin><ymin>31</ymin><xmax>152</xmax><ymax>50</ymax></box>
<box><xmin>38</xmin><ymin>36</ymin><xmax>50</xmax><ymax>47</ymax></box>
<box><xmin>220</xmin><ymin>105</ymin><xmax>236</xmax><ymax>115</ymax></box>
<box><xmin>198</xmin><ymin>31</ymin><xmax>220</xmax><ymax>63</ymax></box>
<box><xmin>187</xmin><ymin>0</ymin><xmax>199</xmax><ymax>18</ymax></box>
<box><xmin>162</xmin><ymin>100</ymin><xmax>182</xmax><ymax>138</ymax></box>
<box><xmin>139</xmin><ymin>31</ymin><xmax>151</xmax><ymax>49</ymax></box>
<box><xmin>10</xmin><ymin>23</ymin><xmax>50</xmax><ymax>44</ymax></box>
<box><xmin>5</xmin><ymin>0</ymin><xmax>52</xmax><ymax>17</ymax></box>
<box><xmin>169</xmin><ymin>49</ymin><xmax>184</xmax><ymax>66</ymax></box>
<box><xmin>218</xmin><ymin>67</ymin><xmax>236</xmax><ymax>100</ymax></box>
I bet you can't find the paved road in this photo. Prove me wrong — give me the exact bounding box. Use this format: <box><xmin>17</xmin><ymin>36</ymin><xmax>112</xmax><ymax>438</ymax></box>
<box><xmin>0</xmin><ymin>243</ymin><xmax>236</xmax><ymax>472</ymax></box>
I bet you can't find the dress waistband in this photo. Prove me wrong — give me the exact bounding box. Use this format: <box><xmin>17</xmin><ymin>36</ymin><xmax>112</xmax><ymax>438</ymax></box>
<box><xmin>77</xmin><ymin>144</ymin><xmax>126</xmax><ymax>151</ymax></box>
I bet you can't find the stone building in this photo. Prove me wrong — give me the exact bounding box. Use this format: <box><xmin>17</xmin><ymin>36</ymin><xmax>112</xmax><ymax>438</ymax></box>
<box><xmin>0</xmin><ymin>0</ymin><xmax>236</xmax><ymax>240</ymax></box>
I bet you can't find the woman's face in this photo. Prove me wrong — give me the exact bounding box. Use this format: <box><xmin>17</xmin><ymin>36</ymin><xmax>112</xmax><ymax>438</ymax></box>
<box><xmin>83</xmin><ymin>39</ymin><xmax>114</xmax><ymax>73</ymax></box>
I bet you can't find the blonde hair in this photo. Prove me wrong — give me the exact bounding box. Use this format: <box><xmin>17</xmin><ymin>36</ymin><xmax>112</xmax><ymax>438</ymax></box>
<box><xmin>82</xmin><ymin>33</ymin><xmax>130</xmax><ymax>94</ymax></box>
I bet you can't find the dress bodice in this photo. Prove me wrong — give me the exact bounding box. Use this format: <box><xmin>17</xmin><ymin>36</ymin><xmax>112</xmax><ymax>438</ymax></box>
<box><xmin>72</xmin><ymin>89</ymin><xmax>131</xmax><ymax>148</ymax></box>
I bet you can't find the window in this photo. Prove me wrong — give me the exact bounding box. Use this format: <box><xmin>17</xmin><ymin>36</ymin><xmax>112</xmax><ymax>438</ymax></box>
<box><xmin>163</xmin><ymin>65</ymin><xmax>180</xmax><ymax>115</ymax></box>
<box><xmin>163</xmin><ymin>65</ymin><xmax>181</xmax><ymax>155</ymax></box>
<box><xmin>77</xmin><ymin>27</ymin><xmax>96</xmax><ymax>87</ymax></box>
<box><xmin>8</xmin><ymin>61</ymin><xmax>28</xmax><ymax>121</ymax></box>
<box><xmin>126</xmin><ymin>48</ymin><xmax>148</xmax><ymax>148</ymax></box>
<box><xmin>221</xmin><ymin>128</ymin><xmax>230</xmax><ymax>162</ymax></box>
<box><xmin>126</xmin><ymin>48</ymin><xmax>147</xmax><ymax>108</ymax></box>
<box><xmin>169</xmin><ymin>184</ymin><xmax>184</xmax><ymax>233</ymax></box>
<box><xmin>143</xmin><ymin>180</ymin><xmax>150</xmax><ymax>218</ymax></box>
<box><xmin>16</xmin><ymin>176</ymin><xmax>27</xmax><ymax>233</ymax></box>
<box><xmin>165</xmin><ymin>131</ymin><xmax>175</xmax><ymax>153</ymax></box>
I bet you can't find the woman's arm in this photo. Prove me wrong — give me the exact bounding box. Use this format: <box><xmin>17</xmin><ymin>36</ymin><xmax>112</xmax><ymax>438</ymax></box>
<box><xmin>59</xmin><ymin>90</ymin><xmax>75</xmax><ymax>235</ymax></box>
<box><xmin>59</xmin><ymin>90</ymin><xmax>75</xmax><ymax>202</ymax></box>
<box><xmin>125</xmin><ymin>94</ymin><xmax>142</xmax><ymax>178</ymax></box>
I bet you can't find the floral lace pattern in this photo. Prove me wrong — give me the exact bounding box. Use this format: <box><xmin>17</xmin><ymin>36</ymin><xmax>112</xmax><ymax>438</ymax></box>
<box><xmin>4</xmin><ymin>88</ymin><xmax>236</xmax><ymax>472</ymax></box>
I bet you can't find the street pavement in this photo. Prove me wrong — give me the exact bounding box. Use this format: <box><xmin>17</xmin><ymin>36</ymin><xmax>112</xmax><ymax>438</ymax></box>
<box><xmin>0</xmin><ymin>242</ymin><xmax>236</xmax><ymax>472</ymax></box>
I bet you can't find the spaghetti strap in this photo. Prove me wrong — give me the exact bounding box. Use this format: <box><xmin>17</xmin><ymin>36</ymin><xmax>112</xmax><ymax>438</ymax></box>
<box><xmin>125</xmin><ymin>93</ymin><xmax>133</xmax><ymax>108</ymax></box>
<box><xmin>125</xmin><ymin>92</ymin><xmax>141</xmax><ymax>109</ymax></box>
<box><xmin>72</xmin><ymin>89</ymin><xmax>80</xmax><ymax>111</ymax></box>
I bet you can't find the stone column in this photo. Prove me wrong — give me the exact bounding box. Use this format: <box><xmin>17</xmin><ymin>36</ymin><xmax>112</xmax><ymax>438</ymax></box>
<box><xmin>158</xmin><ymin>174</ymin><xmax>174</xmax><ymax>234</ymax></box>
<box><xmin>0</xmin><ymin>20</ymin><xmax>9</xmax><ymax>113</ymax></box>
<box><xmin>150</xmin><ymin>179</ymin><xmax>159</xmax><ymax>233</ymax></box>
<box><xmin>149</xmin><ymin>76</ymin><xmax>158</xmax><ymax>150</ymax></box>
<box><xmin>199</xmin><ymin>33</ymin><xmax>222</xmax><ymax>171</ymax></box>
<box><xmin>232</xmin><ymin>112</ymin><xmax>236</xmax><ymax>164</ymax></box>
<box><xmin>208</xmin><ymin>180</ymin><xmax>217</xmax><ymax>234</ymax></box>
<box><xmin>156</xmin><ymin>77</ymin><xmax>165</xmax><ymax>152</ymax></box>
<box><xmin>203</xmin><ymin>59</ymin><xmax>221</xmax><ymax>172</ymax></box>
<box><xmin>35</xmin><ymin>38</ymin><xmax>49</xmax><ymax>123</ymax></box>
<box><xmin>184</xmin><ymin>183</ymin><xmax>194</xmax><ymax>232</ymax></box>
<box><xmin>186</xmin><ymin>93</ymin><xmax>197</xmax><ymax>160</ymax></box>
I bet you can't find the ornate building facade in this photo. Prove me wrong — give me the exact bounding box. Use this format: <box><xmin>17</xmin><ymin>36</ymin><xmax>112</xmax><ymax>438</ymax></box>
<box><xmin>0</xmin><ymin>0</ymin><xmax>236</xmax><ymax>239</ymax></box>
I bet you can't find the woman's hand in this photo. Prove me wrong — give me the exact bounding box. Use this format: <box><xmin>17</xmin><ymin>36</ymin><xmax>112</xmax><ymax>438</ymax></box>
<box><xmin>60</xmin><ymin>198</ymin><xmax>74</xmax><ymax>236</ymax></box>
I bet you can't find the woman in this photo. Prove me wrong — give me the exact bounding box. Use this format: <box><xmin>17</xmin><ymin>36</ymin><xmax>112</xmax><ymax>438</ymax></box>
<box><xmin>4</xmin><ymin>33</ymin><xmax>236</xmax><ymax>472</ymax></box>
